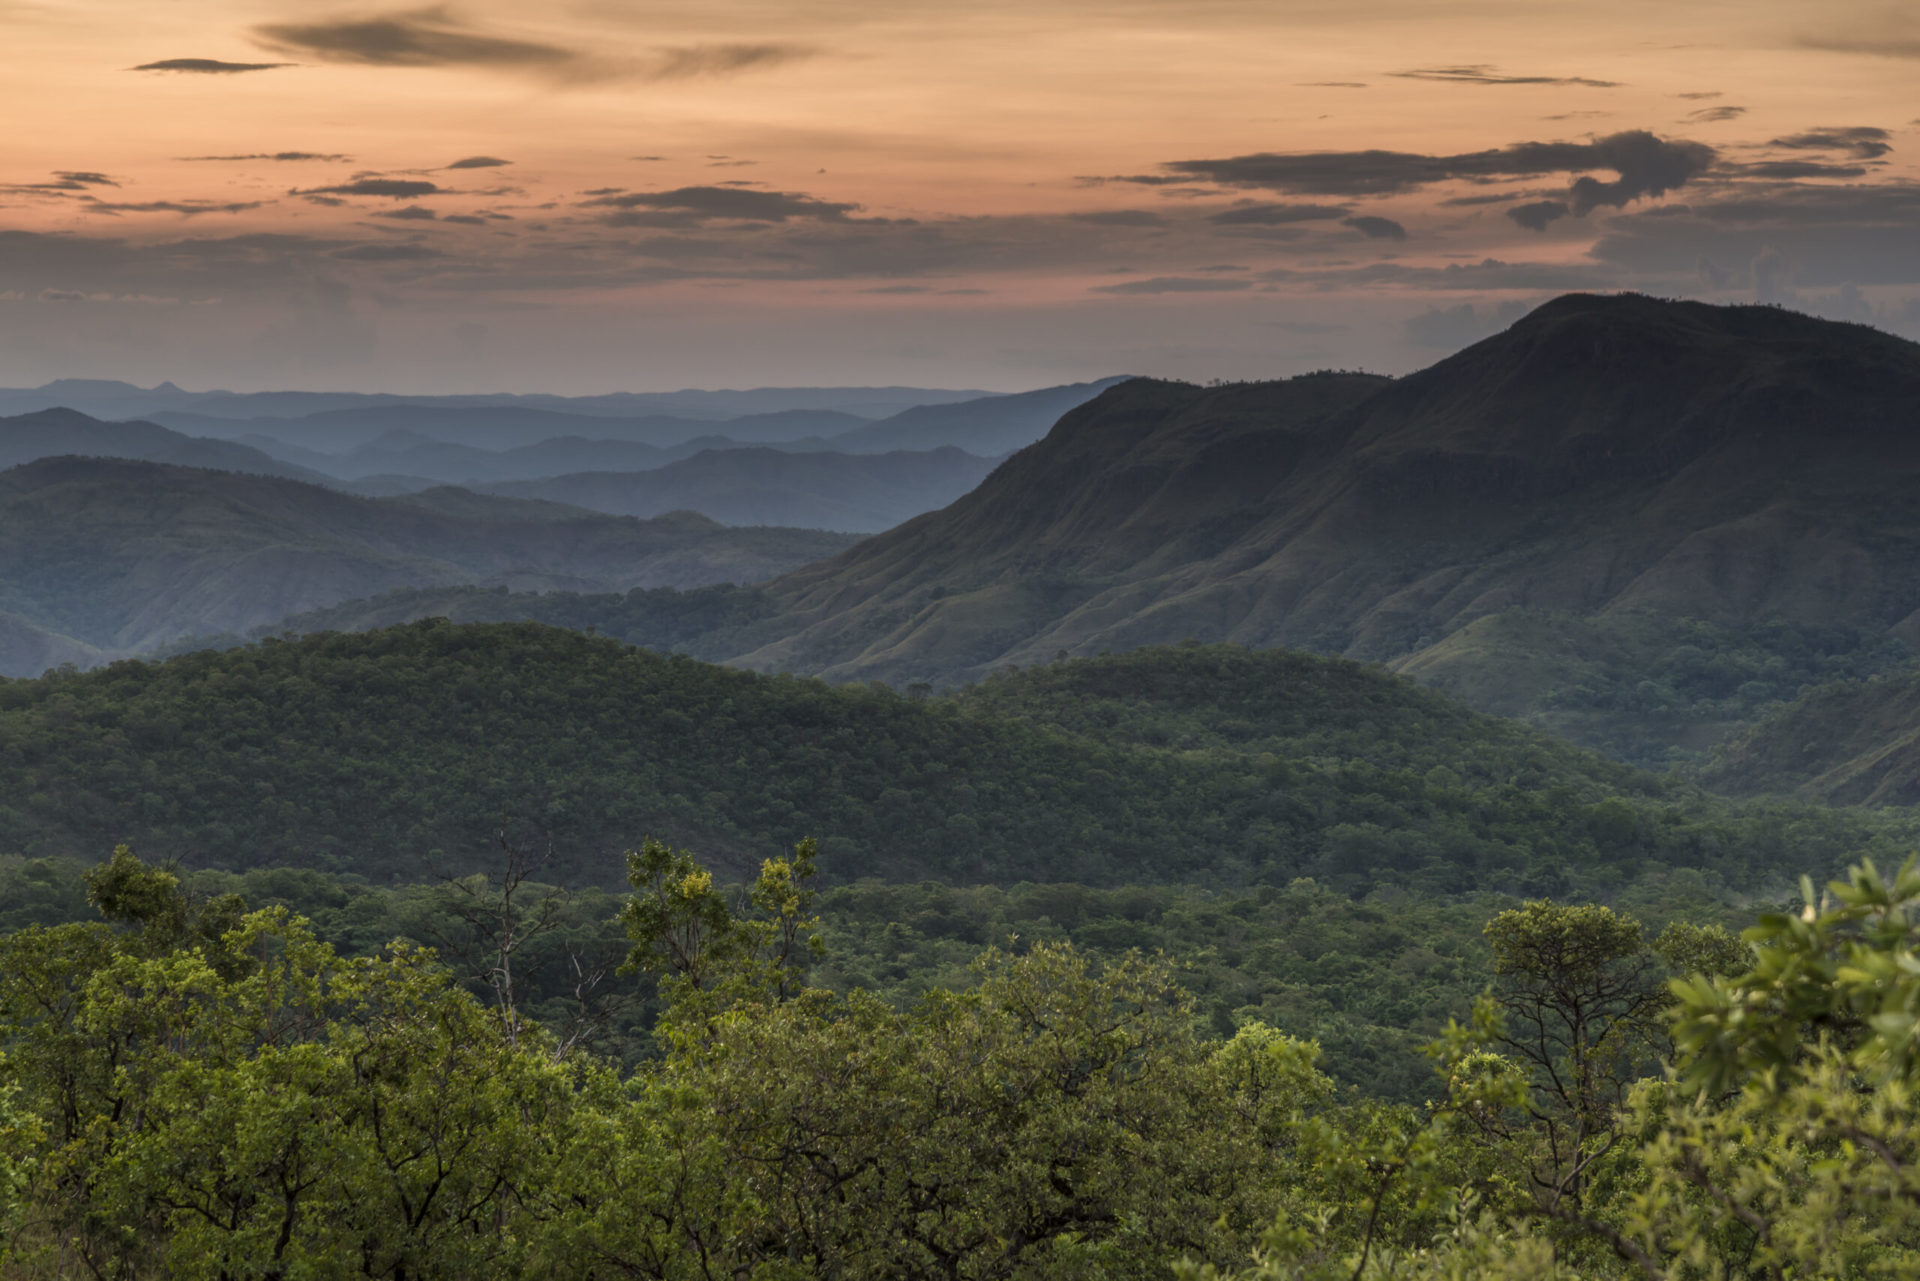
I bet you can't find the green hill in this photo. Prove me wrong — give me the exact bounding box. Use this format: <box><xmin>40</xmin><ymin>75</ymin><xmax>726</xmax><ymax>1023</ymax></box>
<box><xmin>0</xmin><ymin>457</ymin><xmax>856</xmax><ymax>675</ymax></box>
<box><xmin>0</xmin><ymin>621</ymin><xmax>1899</xmax><ymax>893</ymax></box>
<box><xmin>719</xmin><ymin>295</ymin><xmax>1920</xmax><ymax>687</ymax></box>
<box><xmin>1698</xmin><ymin>665</ymin><xmax>1920</xmax><ymax>805</ymax></box>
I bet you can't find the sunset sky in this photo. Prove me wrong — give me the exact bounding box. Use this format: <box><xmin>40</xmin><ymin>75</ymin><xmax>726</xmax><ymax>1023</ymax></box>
<box><xmin>5</xmin><ymin>0</ymin><xmax>1917</xmax><ymax>391</ymax></box>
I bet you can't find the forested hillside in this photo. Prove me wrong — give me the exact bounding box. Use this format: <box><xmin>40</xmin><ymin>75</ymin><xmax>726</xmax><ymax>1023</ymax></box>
<box><xmin>0</xmin><ymin>623</ymin><xmax>1904</xmax><ymax>894</ymax></box>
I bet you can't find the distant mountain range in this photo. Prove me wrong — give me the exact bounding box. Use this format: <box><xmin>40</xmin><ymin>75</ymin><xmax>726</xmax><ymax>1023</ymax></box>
<box><xmin>0</xmin><ymin>380</ymin><xmax>1001</xmax><ymax>424</ymax></box>
<box><xmin>482</xmin><ymin>446</ymin><xmax>1002</xmax><ymax>533</ymax></box>
<box><xmin>242</xmin><ymin>295</ymin><xmax>1920</xmax><ymax>784</ymax></box>
<box><xmin>0</xmin><ymin>456</ymin><xmax>857</xmax><ymax>677</ymax></box>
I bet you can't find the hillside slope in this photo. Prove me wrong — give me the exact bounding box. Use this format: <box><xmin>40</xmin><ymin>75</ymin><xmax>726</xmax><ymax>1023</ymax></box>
<box><xmin>712</xmin><ymin>295</ymin><xmax>1920</xmax><ymax>685</ymax></box>
<box><xmin>3</xmin><ymin>622</ymin><xmax>1885</xmax><ymax>893</ymax></box>
<box><xmin>1698</xmin><ymin>668</ymin><xmax>1920</xmax><ymax>805</ymax></box>
<box><xmin>0</xmin><ymin>458</ymin><xmax>855</xmax><ymax>671</ymax></box>
<box><xmin>0</xmin><ymin>408</ymin><xmax>322</xmax><ymax>481</ymax></box>
<box><xmin>484</xmin><ymin>446</ymin><xmax>1000</xmax><ymax>532</ymax></box>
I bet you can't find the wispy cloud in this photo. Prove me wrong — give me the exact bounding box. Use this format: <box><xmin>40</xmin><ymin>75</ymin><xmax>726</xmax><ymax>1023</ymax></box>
<box><xmin>181</xmin><ymin>152</ymin><xmax>352</xmax><ymax>163</ymax></box>
<box><xmin>1389</xmin><ymin>64</ymin><xmax>1619</xmax><ymax>88</ymax></box>
<box><xmin>131</xmin><ymin>58</ymin><xmax>293</xmax><ymax>74</ymax></box>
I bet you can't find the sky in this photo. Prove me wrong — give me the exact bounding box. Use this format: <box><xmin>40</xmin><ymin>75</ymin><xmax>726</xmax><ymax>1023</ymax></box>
<box><xmin>3</xmin><ymin>0</ymin><xmax>1917</xmax><ymax>392</ymax></box>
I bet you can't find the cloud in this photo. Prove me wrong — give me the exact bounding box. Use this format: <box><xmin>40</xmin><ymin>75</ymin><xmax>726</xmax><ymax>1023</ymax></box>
<box><xmin>1766</xmin><ymin>127</ymin><xmax>1894</xmax><ymax>159</ymax></box>
<box><xmin>441</xmin><ymin>214</ymin><xmax>487</xmax><ymax>225</ymax></box>
<box><xmin>330</xmin><ymin>242</ymin><xmax>442</xmax><ymax>261</ymax></box>
<box><xmin>647</xmin><ymin>43</ymin><xmax>814</xmax><ymax>80</ymax></box>
<box><xmin>1722</xmin><ymin>161</ymin><xmax>1872</xmax><ymax>179</ymax></box>
<box><xmin>1091</xmin><ymin>276</ymin><xmax>1252</xmax><ymax>294</ymax></box>
<box><xmin>85</xmin><ymin>199</ymin><xmax>269</xmax><ymax>217</ymax></box>
<box><xmin>1067</xmin><ymin>210</ymin><xmax>1166</xmax><ymax>227</ymax></box>
<box><xmin>374</xmin><ymin>205</ymin><xmax>438</xmax><ymax>220</ymax></box>
<box><xmin>252</xmin><ymin>9</ymin><xmax>815</xmax><ymax>84</ymax></box>
<box><xmin>1590</xmin><ymin>183</ymin><xmax>1920</xmax><ymax>287</ymax></box>
<box><xmin>296</xmin><ymin>178</ymin><xmax>443</xmax><ymax>199</ymax></box>
<box><xmin>254</xmin><ymin>7</ymin><xmax>576</xmax><ymax>69</ymax></box>
<box><xmin>1686</xmin><ymin>106</ymin><xmax>1746</xmax><ymax>123</ymax></box>
<box><xmin>1130</xmin><ymin>131</ymin><xmax>1715</xmax><ymax>216</ymax></box>
<box><xmin>1505</xmin><ymin>200</ymin><xmax>1569</xmax><ymax>231</ymax></box>
<box><xmin>1207</xmin><ymin>202</ymin><xmax>1349</xmax><ymax>225</ymax></box>
<box><xmin>1389</xmin><ymin>64</ymin><xmax>1620</xmax><ymax>87</ymax></box>
<box><xmin>131</xmin><ymin>58</ymin><xmax>293</xmax><ymax>74</ymax></box>
<box><xmin>182</xmin><ymin>152</ymin><xmax>351</xmax><ymax>162</ymax></box>
<box><xmin>1404</xmin><ymin>300</ymin><xmax>1529</xmax><ymax>348</ymax></box>
<box><xmin>1342</xmin><ymin>215</ymin><xmax>1406</xmax><ymax>240</ymax></box>
<box><xmin>1</xmin><ymin>172</ymin><xmax>119</xmax><ymax>194</ymax></box>
<box><xmin>445</xmin><ymin>155</ymin><xmax>511</xmax><ymax>169</ymax></box>
<box><xmin>583</xmin><ymin>185</ymin><xmax>860</xmax><ymax>224</ymax></box>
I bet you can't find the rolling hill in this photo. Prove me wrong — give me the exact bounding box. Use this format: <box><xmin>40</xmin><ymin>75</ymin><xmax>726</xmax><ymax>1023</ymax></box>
<box><xmin>0</xmin><ymin>457</ymin><xmax>856</xmax><ymax>674</ymax></box>
<box><xmin>5</xmin><ymin>621</ymin><xmax>1892</xmax><ymax>895</ymax></box>
<box><xmin>0</xmin><ymin>408</ymin><xmax>323</xmax><ymax>481</ymax></box>
<box><xmin>482</xmin><ymin>446</ymin><xmax>1001</xmax><ymax>532</ymax></box>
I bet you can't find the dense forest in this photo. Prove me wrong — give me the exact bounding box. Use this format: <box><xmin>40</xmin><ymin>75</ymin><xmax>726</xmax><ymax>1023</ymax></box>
<box><xmin>0</xmin><ymin>842</ymin><xmax>1909</xmax><ymax>1278</ymax></box>
<box><xmin>1</xmin><ymin>623</ymin><xmax>1910</xmax><ymax>896</ymax></box>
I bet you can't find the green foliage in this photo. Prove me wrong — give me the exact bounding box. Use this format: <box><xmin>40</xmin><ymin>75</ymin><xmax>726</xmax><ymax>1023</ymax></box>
<box><xmin>3</xmin><ymin>624</ymin><xmax>1911</xmax><ymax>903</ymax></box>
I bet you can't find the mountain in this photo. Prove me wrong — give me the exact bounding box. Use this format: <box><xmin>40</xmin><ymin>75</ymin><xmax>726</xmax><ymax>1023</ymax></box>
<box><xmin>482</xmin><ymin>446</ymin><xmax>1001</xmax><ymax>533</ymax></box>
<box><xmin>823</xmin><ymin>378</ymin><xmax>1129</xmax><ymax>454</ymax></box>
<box><xmin>1697</xmin><ymin>667</ymin><xmax>1920</xmax><ymax>805</ymax></box>
<box><xmin>0</xmin><ymin>381</ymin><xmax>997</xmax><ymax>425</ymax></box>
<box><xmin>7</xmin><ymin>620</ymin><xmax>1879</xmax><ymax>898</ymax></box>
<box><xmin>0</xmin><ymin>457</ymin><xmax>857</xmax><ymax>674</ymax></box>
<box><xmin>154</xmin><ymin>406</ymin><xmax>867</xmax><ymax>453</ymax></box>
<box><xmin>693</xmin><ymin>295</ymin><xmax>1920</xmax><ymax>693</ymax></box>
<box><xmin>0</xmin><ymin>408</ymin><xmax>324</xmax><ymax>482</ymax></box>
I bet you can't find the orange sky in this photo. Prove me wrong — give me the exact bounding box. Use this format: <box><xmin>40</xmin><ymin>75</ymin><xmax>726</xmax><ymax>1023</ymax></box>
<box><xmin>3</xmin><ymin>0</ymin><xmax>1917</xmax><ymax>390</ymax></box>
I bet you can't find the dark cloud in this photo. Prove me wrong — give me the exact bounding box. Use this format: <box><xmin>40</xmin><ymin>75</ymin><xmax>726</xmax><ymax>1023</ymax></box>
<box><xmin>254</xmin><ymin>8</ymin><xmax>575</xmax><ymax>70</ymax></box>
<box><xmin>302</xmin><ymin>195</ymin><xmax>348</xmax><ymax>207</ymax></box>
<box><xmin>330</xmin><ymin>242</ymin><xmax>442</xmax><ymax>261</ymax></box>
<box><xmin>1505</xmin><ymin>200</ymin><xmax>1569</xmax><ymax>231</ymax></box>
<box><xmin>1207</xmin><ymin>202</ymin><xmax>1349</xmax><ymax>225</ymax></box>
<box><xmin>1068</xmin><ymin>210</ymin><xmax>1166</xmax><ymax>227</ymax></box>
<box><xmin>1675</xmin><ymin>91</ymin><xmax>1722</xmax><ymax>100</ymax></box>
<box><xmin>1590</xmin><ymin>183</ymin><xmax>1920</xmax><ymax>287</ymax></box>
<box><xmin>57</xmin><ymin>172</ymin><xmax>118</xmax><ymax>187</ymax></box>
<box><xmin>252</xmin><ymin>11</ymin><xmax>814</xmax><ymax>83</ymax></box>
<box><xmin>296</xmin><ymin>179</ymin><xmax>443</xmax><ymax>199</ymax></box>
<box><xmin>1766</xmin><ymin>127</ymin><xmax>1894</xmax><ymax>159</ymax></box>
<box><xmin>85</xmin><ymin>199</ymin><xmax>269</xmax><ymax>217</ymax></box>
<box><xmin>441</xmin><ymin>214</ymin><xmax>487</xmax><ymax>225</ymax></box>
<box><xmin>1389</xmin><ymin>64</ymin><xmax>1620</xmax><ymax>88</ymax></box>
<box><xmin>130</xmin><ymin>58</ymin><xmax>293</xmax><ymax>74</ymax></box>
<box><xmin>2</xmin><ymin>172</ymin><xmax>119</xmax><ymax>195</ymax></box>
<box><xmin>1722</xmin><ymin>160</ymin><xmax>1872</xmax><ymax>179</ymax></box>
<box><xmin>1342</xmin><ymin>215</ymin><xmax>1406</xmax><ymax>240</ymax></box>
<box><xmin>1686</xmin><ymin>106</ymin><xmax>1746</xmax><ymax>123</ymax></box>
<box><xmin>182</xmin><ymin>152</ymin><xmax>352</xmax><ymax>162</ymax></box>
<box><xmin>1091</xmin><ymin>276</ymin><xmax>1252</xmax><ymax>294</ymax></box>
<box><xmin>582</xmin><ymin>186</ymin><xmax>860</xmax><ymax>224</ymax></box>
<box><xmin>375</xmin><ymin>205</ymin><xmax>438</xmax><ymax>220</ymax></box>
<box><xmin>445</xmin><ymin>155</ymin><xmax>511</xmax><ymax>169</ymax></box>
<box><xmin>1132</xmin><ymin>131</ymin><xmax>1714</xmax><ymax>217</ymax></box>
